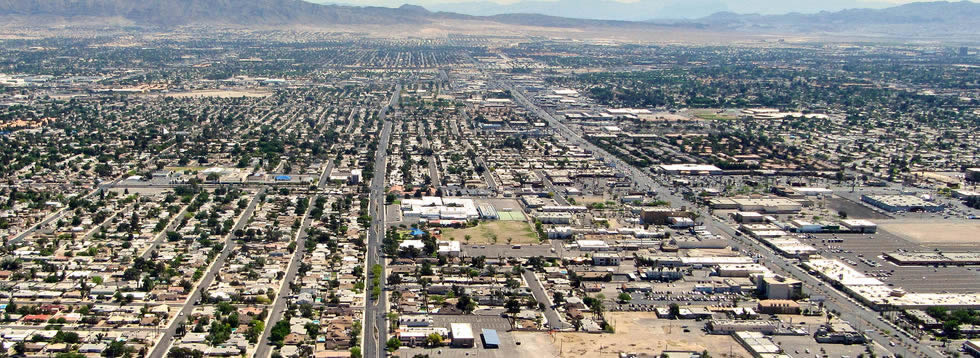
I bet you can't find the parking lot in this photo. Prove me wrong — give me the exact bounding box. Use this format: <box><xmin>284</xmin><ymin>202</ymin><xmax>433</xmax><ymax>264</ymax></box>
<box><xmin>804</xmin><ymin>230</ymin><xmax>980</xmax><ymax>294</ymax></box>
<box><xmin>463</xmin><ymin>243</ymin><xmax>555</xmax><ymax>258</ymax></box>
<box><xmin>772</xmin><ymin>335</ymin><xmax>879</xmax><ymax>358</ymax></box>
<box><xmin>395</xmin><ymin>315</ymin><xmax>522</xmax><ymax>358</ymax></box>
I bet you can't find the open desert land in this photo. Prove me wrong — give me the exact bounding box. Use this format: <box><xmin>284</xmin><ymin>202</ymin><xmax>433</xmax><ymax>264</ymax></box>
<box><xmin>549</xmin><ymin>312</ymin><xmax>752</xmax><ymax>358</ymax></box>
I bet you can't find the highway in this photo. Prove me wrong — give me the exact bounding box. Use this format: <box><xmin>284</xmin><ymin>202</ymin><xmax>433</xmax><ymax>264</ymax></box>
<box><xmin>363</xmin><ymin>84</ymin><xmax>399</xmax><ymax>358</ymax></box>
<box><xmin>147</xmin><ymin>187</ymin><xmax>266</xmax><ymax>358</ymax></box>
<box><xmin>499</xmin><ymin>78</ymin><xmax>942</xmax><ymax>358</ymax></box>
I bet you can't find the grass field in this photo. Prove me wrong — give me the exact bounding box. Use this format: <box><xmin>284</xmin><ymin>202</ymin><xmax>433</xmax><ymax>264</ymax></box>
<box><xmin>695</xmin><ymin>113</ymin><xmax>736</xmax><ymax>120</ymax></box>
<box><xmin>440</xmin><ymin>220</ymin><xmax>539</xmax><ymax>244</ymax></box>
<box><xmin>693</xmin><ymin>109</ymin><xmax>736</xmax><ymax>120</ymax></box>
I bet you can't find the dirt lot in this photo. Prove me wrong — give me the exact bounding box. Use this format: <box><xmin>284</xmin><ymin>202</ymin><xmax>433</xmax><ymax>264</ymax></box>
<box><xmin>531</xmin><ymin>312</ymin><xmax>752</xmax><ymax>358</ymax></box>
<box><xmin>572</xmin><ymin>195</ymin><xmax>608</xmax><ymax>205</ymax></box>
<box><xmin>879</xmin><ymin>220</ymin><xmax>980</xmax><ymax>246</ymax></box>
<box><xmin>440</xmin><ymin>220</ymin><xmax>539</xmax><ymax>244</ymax></box>
<box><xmin>826</xmin><ymin>196</ymin><xmax>892</xmax><ymax>220</ymax></box>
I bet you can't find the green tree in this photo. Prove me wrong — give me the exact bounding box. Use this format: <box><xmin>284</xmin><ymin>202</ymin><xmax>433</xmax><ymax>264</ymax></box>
<box><xmin>102</xmin><ymin>340</ymin><xmax>133</xmax><ymax>358</ymax></box>
<box><xmin>386</xmin><ymin>337</ymin><xmax>401</xmax><ymax>351</ymax></box>
<box><xmin>246</xmin><ymin>320</ymin><xmax>265</xmax><ymax>343</ymax></box>
<box><xmin>270</xmin><ymin>319</ymin><xmax>291</xmax><ymax>346</ymax></box>
<box><xmin>167</xmin><ymin>348</ymin><xmax>204</xmax><ymax>358</ymax></box>
<box><xmin>425</xmin><ymin>333</ymin><xmax>443</xmax><ymax>347</ymax></box>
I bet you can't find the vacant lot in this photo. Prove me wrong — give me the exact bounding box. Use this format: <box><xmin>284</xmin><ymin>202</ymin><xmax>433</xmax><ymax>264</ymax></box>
<box><xmin>440</xmin><ymin>220</ymin><xmax>539</xmax><ymax>244</ymax></box>
<box><xmin>548</xmin><ymin>312</ymin><xmax>751</xmax><ymax>358</ymax></box>
<box><xmin>880</xmin><ymin>220</ymin><xmax>980</xmax><ymax>246</ymax></box>
<box><xmin>826</xmin><ymin>196</ymin><xmax>892</xmax><ymax>220</ymax></box>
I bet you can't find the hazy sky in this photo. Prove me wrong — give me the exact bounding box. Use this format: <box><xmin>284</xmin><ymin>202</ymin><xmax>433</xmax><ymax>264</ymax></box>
<box><xmin>316</xmin><ymin>0</ymin><xmax>926</xmax><ymax>7</ymax></box>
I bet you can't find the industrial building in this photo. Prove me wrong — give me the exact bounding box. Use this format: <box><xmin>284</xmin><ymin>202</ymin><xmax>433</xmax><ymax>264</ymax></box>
<box><xmin>730</xmin><ymin>197</ymin><xmax>803</xmax><ymax>214</ymax></box>
<box><xmin>840</xmin><ymin>219</ymin><xmax>877</xmax><ymax>233</ymax></box>
<box><xmin>814</xmin><ymin>322</ymin><xmax>867</xmax><ymax>344</ymax></box>
<box><xmin>712</xmin><ymin>197</ymin><xmax>802</xmax><ymax>213</ymax></box>
<box><xmin>708</xmin><ymin>320</ymin><xmax>778</xmax><ymax>334</ymax></box>
<box><xmin>861</xmin><ymin>194</ymin><xmax>944</xmax><ymax>213</ymax></box>
<box><xmin>757</xmin><ymin>299</ymin><xmax>801</xmax><ymax>314</ymax></box>
<box><xmin>641</xmin><ymin>207</ymin><xmax>691</xmax><ymax>225</ymax></box>
<box><xmin>758</xmin><ymin>275</ymin><xmax>803</xmax><ymax>300</ymax></box>
<box><xmin>733</xmin><ymin>211</ymin><xmax>766</xmax><ymax>223</ymax></box>
<box><xmin>884</xmin><ymin>251</ymin><xmax>980</xmax><ymax>266</ymax></box>
<box><xmin>480</xmin><ymin>329</ymin><xmax>500</xmax><ymax>348</ymax></box>
<box><xmin>733</xmin><ymin>331</ymin><xmax>784</xmax><ymax>358</ymax></box>
<box><xmin>450</xmin><ymin>323</ymin><xmax>474</xmax><ymax>347</ymax></box>
<box><xmin>658</xmin><ymin>163</ymin><xmax>722</xmax><ymax>175</ymax></box>
<box><xmin>401</xmin><ymin>197</ymin><xmax>481</xmax><ymax>221</ymax></box>
<box><xmin>592</xmin><ymin>253</ymin><xmax>622</xmax><ymax>266</ymax></box>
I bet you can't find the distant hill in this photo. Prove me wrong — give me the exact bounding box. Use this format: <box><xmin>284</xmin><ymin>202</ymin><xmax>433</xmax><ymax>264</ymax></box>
<box><xmin>0</xmin><ymin>0</ymin><xmax>655</xmax><ymax>29</ymax></box>
<box><xmin>424</xmin><ymin>0</ymin><xmax>904</xmax><ymax>21</ymax></box>
<box><xmin>0</xmin><ymin>0</ymin><xmax>977</xmax><ymax>41</ymax></box>
<box><xmin>0</xmin><ymin>0</ymin><xmax>434</xmax><ymax>26</ymax></box>
<box><xmin>668</xmin><ymin>1</ymin><xmax>980</xmax><ymax>38</ymax></box>
<box><xmin>428</xmin><ymin>0</ymin><xmax>727</xmax><ymax>21</ymax></box>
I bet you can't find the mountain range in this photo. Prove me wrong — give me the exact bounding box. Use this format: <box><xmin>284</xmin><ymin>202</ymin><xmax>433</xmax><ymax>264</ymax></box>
<box><xmin>0</xmin><ymin>0</ymin><xmax>978</xmax><ymax>41</ymax></box>
<box><xmin>681</xmin><ymin>0</ymin><xmax>980</xmax><ymax>37</ymax></box>
<box><xmin>425</xmin><ymin>0</ymin><xmax>896</xmax><ymax>21</ymax></box>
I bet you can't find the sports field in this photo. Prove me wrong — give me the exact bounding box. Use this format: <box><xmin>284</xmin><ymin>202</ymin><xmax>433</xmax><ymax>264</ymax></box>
<box><xmin>497</xmin><ymin>210</ymin><xmax>526</xmax><ymax>221</ymax></box>
<box><xmin>440</xmin><ymin>220</ymin><xmax>539</xmax><ymax>244</ymax></box>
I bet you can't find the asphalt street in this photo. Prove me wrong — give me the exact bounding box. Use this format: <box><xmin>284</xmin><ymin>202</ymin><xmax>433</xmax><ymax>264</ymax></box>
<box><xmin>521</xmin><ymin>270</ymin><xmax>571</xmax><ymax>330</ymax></box>
<box><xmin>363</xmin><ymin>84</ymin><xmax>399</xmax><ymax>358</ymax></box>
<box><xmin>147</xmin><ymin>187</ymin><xmax>266</xmax><ymax>358</ymax></box>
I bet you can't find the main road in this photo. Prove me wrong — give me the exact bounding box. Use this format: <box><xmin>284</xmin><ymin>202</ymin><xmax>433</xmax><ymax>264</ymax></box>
<box><xmin>147</xmin><ymin>187</ymin><xmax>266</xmax><ymax>358</ymax></box>
<box><xmin>498</xmin><ymin>78</ymin><xmax>942</xmax><ymax>358</ymax></box>
<box><xmin>363</xmin><ymin>84</ymin><xmax>399</xmax><ymax>358</ymax></box>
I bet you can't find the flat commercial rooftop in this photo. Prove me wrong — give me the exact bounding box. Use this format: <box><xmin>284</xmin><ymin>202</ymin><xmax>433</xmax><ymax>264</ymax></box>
<box><xmin>451</xmin><ymin>323</ymin><xmax>474</xmax><ymax>340</ymax></box>
<box><xmin>886</xmin><ymin>251</ymin><xmax>980</xmax><ymax>265</ymax></box>
<box><xmin>481</xmin><ymin>329</ymin><xmax>500</xmax><ymax>347</ymax></box>
<box><xmin>879</xmin><ymin>220</ymin><xmax>980</xmax><ymax>245</ymax></box>
<box><xmin>660</xmin><ymin>164</ymin><xmax>722</xmax><ymax>173</ymax></box>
